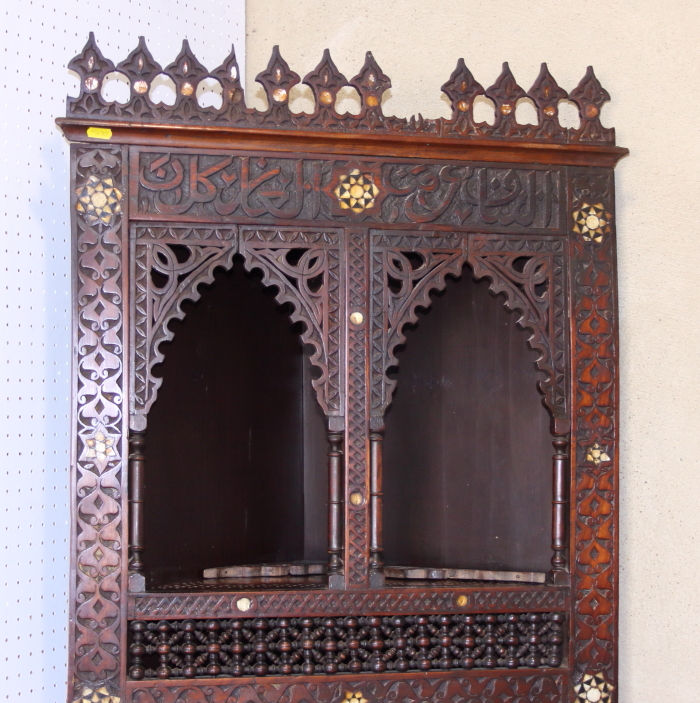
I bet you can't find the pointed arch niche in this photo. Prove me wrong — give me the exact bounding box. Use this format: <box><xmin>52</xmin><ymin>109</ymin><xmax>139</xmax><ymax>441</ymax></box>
<box><xmin>130</xmin><ymin>225</ymin><xmax>343</xmax><ymax>588</ymax></box>
<box><xmin>369</xmin><ymin>232</ymin><xmax>567</xmax><ymax>583</ymax></box>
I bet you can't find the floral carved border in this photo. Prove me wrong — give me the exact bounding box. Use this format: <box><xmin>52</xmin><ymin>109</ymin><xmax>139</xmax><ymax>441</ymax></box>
<box><xmin>71</xmin><ymin>144</ymin><xmax>128</xmax><ymax>699</ymax></box>
<box><xmin>570</xmin><ymin>168</ymin><xmax>617</xmax><ymax>695</ymax></box>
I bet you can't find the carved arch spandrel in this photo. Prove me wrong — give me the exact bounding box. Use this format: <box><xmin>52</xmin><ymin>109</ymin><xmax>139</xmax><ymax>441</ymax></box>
<box><xmin>468</xmin><ymin>234</ymin><xmax>568</xmax><ymax>428</ymax></box>
<box><xmin>129</xmin><ymin>224</ymin><xmax>344</xmax><ymax>430</ymax></box>
<box><xmin>369</xmin><ymin>231</ymin><xmax>568</xmax><ymax>427</ymax></box>
<box><xmin>130</xmin><ymin>225</ymin><xmax>238</xmax><ymax>430</ymax></box>
<box><xmin>238</xmin><ymin>226</ymin><xmax>344</xmax><ymax>417</ymax></box>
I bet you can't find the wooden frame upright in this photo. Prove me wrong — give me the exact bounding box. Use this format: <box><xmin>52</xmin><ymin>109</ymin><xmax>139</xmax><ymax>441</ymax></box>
<box><xmin>59</xmin><ymin>34</ymin><xmax>627</xmax><ymax>703</ymax></box>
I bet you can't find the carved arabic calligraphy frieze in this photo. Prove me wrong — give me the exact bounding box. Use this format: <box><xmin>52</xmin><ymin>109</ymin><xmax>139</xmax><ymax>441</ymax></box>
<box><xmin>132</xmin><ymin>149</ymin><xmax>563</xmax><ymax>231</ymax></box>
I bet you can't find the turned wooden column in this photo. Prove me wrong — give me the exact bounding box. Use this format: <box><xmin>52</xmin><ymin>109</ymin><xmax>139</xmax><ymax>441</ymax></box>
<box><xmin>128</xmin><ymin>431</ymin><xmax>146</xmax><ymax>592</ymax></box>
<box><xmin>327</xmin><ymin>430</ymin><xmax>344</xmax><ymax>588</ymax></box>
<box><xmin>550</xmin><ymin>436</ymin><xmax>569</xmax><ymax>584</ymax></box>
<box><xmin>369</xmin><ymin>430</ymin><xmax>385</xmax><ymax>587</ymax></box>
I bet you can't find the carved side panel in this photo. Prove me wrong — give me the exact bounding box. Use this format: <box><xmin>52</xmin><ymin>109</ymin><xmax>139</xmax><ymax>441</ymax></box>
<box><xmin>345</xmin><ymin>230</ymin><xmax>370</xmax><ymax>586</ymax></box>
<box><xmin>130</xmin><ymin>225</ymin><xmax>238</xmax><ymax>429</ymax></box>
<box><xmin>468</xmin><ymin>235</ymin><xmax>568</xmax><ymax>427</ymax></box>
<box><xmin>239</xmin><ymin>227</ymin><xmax>344</xmax><ymax>417</ymax></box>
<box><xmin>126</xmin><ymin>673</ymin><xmax>565</xmax><ymax>703</ymax></box>
<box><xmin>570</xmin><ymin>168</ymin><xmax>617</xmax><ymax>698</ymax></box>
<box><xmin>369</xmin><ymin>232</ymin><xmax>468</xmax><ymax>418</ymax></box>
<box><xmin>71</xmin><ymin>145</ymin><xmax>128</xmax><ymax>700</ymax></box>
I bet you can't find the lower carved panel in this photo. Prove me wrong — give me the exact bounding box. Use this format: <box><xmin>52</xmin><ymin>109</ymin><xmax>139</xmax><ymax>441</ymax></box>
<box><xmin>128</xmin><ymin>613</ymin><xmax>565</xmax><ymax>680</ymax></box>
<box><xmin>127</xmin><ymin>672</ymin><xmax>566</xmax><ymax>703</ymax></box>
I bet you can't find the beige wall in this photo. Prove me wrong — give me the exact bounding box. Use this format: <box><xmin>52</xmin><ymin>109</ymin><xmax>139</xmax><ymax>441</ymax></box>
<box><xmin>247</xmin><ymin>2</ymin><xmax>700</xmax><ymax>701</ymax></box>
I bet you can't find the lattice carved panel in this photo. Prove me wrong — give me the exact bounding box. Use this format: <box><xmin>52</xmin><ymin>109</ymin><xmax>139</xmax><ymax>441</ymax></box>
<box><xmin>130</xmin><ymin>225</ymin><xmax>237</xmax><ymax>429</ymax></box>
<box><xmin>127</xmin><ymin>612</ymin><xmax>566</xmax><ymax>680</ymax></box>
<box><xmin>468</xmin><ymin>235</ymin><xmax>568</xmax><ymax>427</ymax></box>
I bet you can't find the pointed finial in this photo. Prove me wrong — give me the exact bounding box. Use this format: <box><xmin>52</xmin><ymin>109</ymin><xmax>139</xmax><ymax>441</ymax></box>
<box><xmin>568</xmin><ymin>66</ymin><xmax>614</xmax><ymax>143</ymax></box>
<box><xmin>303</xmin><ymin>49</ymin><xmax>347</xmax><ymax>113</ymax></box>
<box><xmin>212</xmin><ymin>44</ymin><xmax>246</xmax><ymax>111</ymax></box>
<box><xmin>255</xmin><ymin>45</ymin><xmax>300</xmax><ymax>110</ymax></box>
<box><xmin>527</xmin><ymin>63</ymin><xmax>568</xmax><ymax>139</ymax></box>
<box><xmin>350</xmin><ymin>51</ymin><xmax>391</xmax><ymax>113</ymax></box>
<box><xmin>117</xmin><ymin>37</ymin><xmax>163</xmax><ymax>98</ymax></box>
<box><xmin>441</xmin><ymin>58</ymin><xmax>485</xmax><ymax>134</ymax></box>
<box><xmin>165</xmin><ymin>40</ymin><xmax>208</xmax><ymax>101</ymax></box>
<box><xmin>485</xmin><ymin>62</ymin><xmax>526</xmax><ymax>137</ymax></box>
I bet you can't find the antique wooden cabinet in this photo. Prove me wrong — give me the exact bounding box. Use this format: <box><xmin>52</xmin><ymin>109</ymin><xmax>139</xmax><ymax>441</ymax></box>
<box><xmin>58</xmin><ymin>34</ymin><xmax>626</xmax><ymax>703</ymax></box>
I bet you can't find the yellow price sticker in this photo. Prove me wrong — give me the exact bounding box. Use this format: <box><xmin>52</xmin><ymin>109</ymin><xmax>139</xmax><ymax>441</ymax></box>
<box><xmin>86</xmin><ymin>127</ymin><xmax>113</xmax><ymax>140</ymax></box>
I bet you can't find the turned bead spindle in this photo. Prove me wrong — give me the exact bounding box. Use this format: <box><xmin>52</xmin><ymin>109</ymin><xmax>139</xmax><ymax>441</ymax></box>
<box><xmin>128</xmin><ymin>431</ymin><xmax>146</xmax><ymax>575</ymax></box>
<box><xmin>550</xmin><ymin>436</ymin><xmax>569</xmax><ymax>575</ymax></box>
<box><xmin>327</xmin><ymin>431</ymin><xmax>344</xmax><ymax>580</ymax></box>
<box><xmin>369</xmin><ymin>430</ymin><xmax>385</xmax><ymax>583</ymax></box>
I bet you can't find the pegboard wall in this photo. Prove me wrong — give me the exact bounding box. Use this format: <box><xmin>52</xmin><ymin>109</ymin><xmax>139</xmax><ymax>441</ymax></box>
<box><xmin>0</xmin><ymin>2</ymin><xmax>244</xmax><ymax>701</ymax></box>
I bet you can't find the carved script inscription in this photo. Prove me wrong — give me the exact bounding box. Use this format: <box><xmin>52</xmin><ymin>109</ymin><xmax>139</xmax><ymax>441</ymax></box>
<box><xmin>133</xmin><ymin>150</ymin><xmax>562</xmax><ymax>230</ymax></box>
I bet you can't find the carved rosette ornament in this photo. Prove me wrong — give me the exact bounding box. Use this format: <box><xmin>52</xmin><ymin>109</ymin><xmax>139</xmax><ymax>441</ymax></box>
<box><xmin>574</xmin><ymin>673</ymin><xmax>614</xmax><ymax>702</ymax></box>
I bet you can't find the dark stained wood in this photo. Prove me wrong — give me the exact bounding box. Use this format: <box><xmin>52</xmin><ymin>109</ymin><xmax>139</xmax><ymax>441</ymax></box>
<box><xmin>382</xmin><ymin>272</ymin><xmax>553</xmax><ymax>574</ymax></box>
<box><xmin>61</xmin><ymin>37</ymin><xmax>624</xmax><ymax>703</ymax></box>
<box><xmin>57</xmin><ymin>118</ymin><xmax>628</xmax><ymax>167</ymax></box>
<box><xmin>144</xmin><ymin>260</ymin><xmax>327</xmax><ymax>585</ymax></box>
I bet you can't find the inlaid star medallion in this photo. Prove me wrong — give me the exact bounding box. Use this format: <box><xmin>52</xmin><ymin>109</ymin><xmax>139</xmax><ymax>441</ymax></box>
<box><xmin>586</xmin><ymin>442</ymin><xmax>610</xmax><ymax>466</ymax></box>
<box><xmin>572</xmin><ymin>202</ymin><xmax>611</xmax><ymax>243</ymax></box>
<box><xmin>334</xmin><ymin>168</ymin><xmax>380</xmax><ymax>213</ymax></box>
<box><xmin>76</xmin><ymin>174</ymin><xmax>123</xmax><ymax>227</ymax></box>
<box><xmin>80</xmin><ymin>424</ymin><xmax>120</xmax><ymax>473</ymax></box>
<box><xmin>75</xmin><ymin>686</ymin><xmax>120</xmax><ymax>703</ymax></box>
<box><xmin>574</xmin><ymin>673</ymin><xmax>614</xmax><ymax>703</ymax></box>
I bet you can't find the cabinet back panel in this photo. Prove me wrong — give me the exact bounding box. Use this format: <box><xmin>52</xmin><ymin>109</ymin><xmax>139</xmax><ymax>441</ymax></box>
<box><xmin>144</xmin><ymin>258</ymin><xmax>326</xmax><ymax>583</ymax></box>
<box><xmin>383</xmin><ymin>270</ymin><xmax>552</xmax><ymax>573</ymax></box>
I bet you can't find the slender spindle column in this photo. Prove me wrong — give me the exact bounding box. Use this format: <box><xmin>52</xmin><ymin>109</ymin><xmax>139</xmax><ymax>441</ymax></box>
<box><xmin>369</xmin><ymin>430</ymin><xmax>385</xmax><ymax>586</ymax></box>
<box><xmin>327</xmin><ymin>431</ymin><xmax>344</xmax><ymax>587</ymax></box>
<box><xmin>128</xmin><ymin>431</ymin><xmax>146</xmax><ymax>592</ymax></box>
<box><xmin>550</xmin><ymin>436</ymin><xmax>569</xmax><ymax>582</ymax></box>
